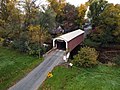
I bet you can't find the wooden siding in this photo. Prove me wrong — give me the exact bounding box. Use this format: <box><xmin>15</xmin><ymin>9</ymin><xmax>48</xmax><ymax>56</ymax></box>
<box><xmin>68</xmin><ymin>33</ymin><xmax>84</xmax><ymax>51</ymax></box>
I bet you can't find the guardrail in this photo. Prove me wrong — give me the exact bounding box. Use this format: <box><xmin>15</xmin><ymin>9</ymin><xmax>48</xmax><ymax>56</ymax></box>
<box><xmin>43</xmin><ymin>47</ymin><xmax>57</xmax><ymax>58</ymax></box>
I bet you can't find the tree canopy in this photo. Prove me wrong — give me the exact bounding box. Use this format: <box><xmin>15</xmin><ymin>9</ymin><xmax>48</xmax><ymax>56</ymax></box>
<box><xmin>88</xmin><ymin>0</ymin><xmax>120</xmax><ymax>44</ymax></box>
<box><xmin>0</xmin><ymin>0</ymin><xmax>120</xmax><ymax>55</ymax></box>
<box><xmin>47</xmin><ymin>0</ymin><xmax>87</xmax><ymax>32</ymax></box>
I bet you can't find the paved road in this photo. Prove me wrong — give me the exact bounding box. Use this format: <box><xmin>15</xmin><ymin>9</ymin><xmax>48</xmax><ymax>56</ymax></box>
<box><xmin>9</xmin><ymin>49</ymin><xmax>65</xmax><ymax>90</ymax></box>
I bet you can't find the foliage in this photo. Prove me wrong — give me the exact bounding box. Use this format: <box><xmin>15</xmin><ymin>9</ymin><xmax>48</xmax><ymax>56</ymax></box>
<box><xmin>28</xmin><ymin>24</ymin><xmax>51</xmax><ymax>45</ymax></box>
<box><xmin>40</xmin><ymin>65</ymin><xmax>120</xmax><ymax>90</ymax></box>
<box><xmin>88</xmin><ymin>0</ymin><xmax>108</xmax><ymax>26</ymax></box>
<box><xmin>0</xmin><ymin>37</ymin><xmax>4</xmax><ymax>43</ymax></box>
<box><xmin>0</xmin><ymin>0</ymin><xmax>87</xmax><ymax>55</ymax></box>
<box><xmin>56</xmin><ymin>3</ymin><xmax>80</xmax><ymax>32</ymax></box>
<box><xmin>28</xmin><ymin>43</ymin><xmax>46</xmax><ymax>56</ymax></box>
<box><xmin>0</xmin><ymin>0</ymin><xmax>22</xmax><ymax>38</ymax></box>
<box><xmin>73</xmin><ymin>47</ymin><xmax>98</xmax><ymax>67</ymax></box>
<box><xmin>12</xmin><ymin>32</ymin><xmax>29</xmax><ymax>52</ymax></box>
<box><xmin>99</xmin><ymin>4</ymin><xmax>120</xmax><ymax>43</ymax></box>
<box><xmin>114</xmin><ymin>55</ymin><xmax>120</xmax><ymax>66</ymax></box>
<box><xmin>0</xmin><ymin>0</ymin><xmax>52</xmax><ymax>56</ymax></box>
<box><xmin>22</xmin><ymin>0</ymin><xmax>40</xmax><ymax>29</ymax></box>
<box><xmin>89</xmin><ymin>26</ymin><xmax>114</xmax><ymax>45</ymax></box>
<box><xmin>88</xmin><ymin>2</ymin><xmax>120</xmax><ymax>45</ymax></box>
<box><xmin>77</xmin><ymin>4</ymin><xmax>87</xmax><ymax>26</ymax></box>
<box><xmin>11</xmin><ymin>24</ymin><xmax>50</xmax><ymax>56</ymax></box>
<box><xmin>48</xmin><ymin>1</ymin><xmax>87</xmax><ymax>32</ymax></box>
<box><xmin>83</xmin><ymin>38</ymin><xmax>101</xmax><ymax>48</ymax></box>
<box><xmin>38</xmin><ymin>6</ymin><xmax>56</xmax><ymax>32</ymax></box>
<box><xmin>0</xmin><ymin>47</ymin><xmax>43</xmax><ymax>90</ymax></box>
<box><xmin>47</xmin><ymin>0</ymin><xmax>66</xmax><ymax>14</ymax></box>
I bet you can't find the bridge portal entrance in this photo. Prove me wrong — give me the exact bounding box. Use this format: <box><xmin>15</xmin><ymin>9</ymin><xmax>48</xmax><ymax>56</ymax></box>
<box><xmin>55</xmin><ymin>40</ymin><xmax>66</xmax><ymax>50</ymax></box>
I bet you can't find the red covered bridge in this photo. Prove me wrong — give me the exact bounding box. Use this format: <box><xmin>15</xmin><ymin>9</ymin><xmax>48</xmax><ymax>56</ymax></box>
<box><xmin>53</xmin><ymin>29</ymin><xmax>84</xmax><ymax>52</ymax></box>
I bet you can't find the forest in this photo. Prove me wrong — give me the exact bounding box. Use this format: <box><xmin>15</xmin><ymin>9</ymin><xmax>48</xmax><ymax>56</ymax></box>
<box><xmin>0</xmin><ymin>0</ymin><xmax>120</xmax><ymax>62</ymax></box>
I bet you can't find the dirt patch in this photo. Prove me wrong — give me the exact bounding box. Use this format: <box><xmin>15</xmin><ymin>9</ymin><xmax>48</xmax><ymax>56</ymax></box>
<box><xmin>98</xmin><ymin>47</ymin><xmax>120</xmax><ymax>64</ymax></box>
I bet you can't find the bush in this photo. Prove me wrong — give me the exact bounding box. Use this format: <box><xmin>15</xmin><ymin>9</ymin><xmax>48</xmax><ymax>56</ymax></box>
<box><xmin>114</xmin><ymin>55</ymin><xmax>120</xmax><ymax>66</ymax></box>
<box><xmin>28</xmin><ymin>43</ymin><xmax>46</xmax><ymax>56</ymax></box>
<box><xmin>73</xmin><ymin>47</ymin><xmax>98</xmax><ymax>67</ymax></box>
<box><xmin>12</xmin><ymin>32</ymin><xmax>29</xmax><ymax>52</ymax></box>
<box><xmin>0</xmin><ymin>37</ymin><xmax>4</xmax><ymax>42</ymax></box>
<box><xmin>83</xmin><ymin>39</ymin><xmax>101</xmax><ymax>48</ymax></box>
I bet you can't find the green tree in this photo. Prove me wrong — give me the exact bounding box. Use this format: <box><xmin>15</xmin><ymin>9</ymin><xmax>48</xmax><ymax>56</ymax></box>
<box><xmin>88</xmin><ymin>0</ymin><xmax>108</xmax><ymax>27</ymax></box>
<box><xmin>99</xmin><ymin>4</ymin><xmax>120</xmax><ymax>43</ymax></box>
<box><xmin>90</xmin><ymin>3</ymin><xmax>120</xmax><ymax>44</ymax></box>
<box><xmin>38</xmin><ymin>6</ymin><xmax>56</xmax><ymax>32</ymax></box>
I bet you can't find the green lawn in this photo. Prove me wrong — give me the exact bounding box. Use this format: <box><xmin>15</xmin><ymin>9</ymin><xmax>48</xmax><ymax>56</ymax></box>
<box><xmin>40</xmin><ymin>65</ymin><xmax>120</xmax><ymax>90</ymax></box>
<box><xmin>0</xmin><ymin>46</ymin><xmax>43</xmax><ymax>90</ymax></box>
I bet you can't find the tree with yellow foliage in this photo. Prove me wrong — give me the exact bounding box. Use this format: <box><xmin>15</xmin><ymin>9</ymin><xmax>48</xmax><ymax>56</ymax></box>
<box><xmin>47</xmin><ymin>0</ymin><xmax>66</xmax><ymax>15</ymax></box>
<box><xmin>77</xmin><ymin>4</ymin><xmax>87</xmax><ymax>26</ymax></box>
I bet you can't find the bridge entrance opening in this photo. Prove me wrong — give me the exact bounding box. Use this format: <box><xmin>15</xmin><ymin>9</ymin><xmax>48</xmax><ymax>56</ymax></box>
<box><xmin>55</xmin><ymin>40</ymin><xmax>66</xmax><ymax>50</ymax></box>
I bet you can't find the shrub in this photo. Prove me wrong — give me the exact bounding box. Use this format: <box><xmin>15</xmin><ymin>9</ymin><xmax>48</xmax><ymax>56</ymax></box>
<box><xmin>83</xmin><ymin>39</ymin><xmax>101</xmax><ymax>48</ymax></box>
<box><xmin>73</xmin><ymin>47</ymin><xmax>98</xmax><ymax>67</ymax></box>
<box><xmin>28</xmin><ymin>43</ymin><xmax>46</xmax><ymax>56</ymax></box>
<box><xmin>114</xmin><ymin>55</ymin><xmax>120</xmax><ymax>66</ymax></box>
<box><xmin>12</xmin><ymin>32</ymin><xmax>29</xmax><ymax>52</ymax></box>
<box><xmin>2</xmin><ymin>38</ymin><xmax>13</xmax><ymax>47</ymax></box>
<box><xmin>0</xmin><ymin>37</ymin><xmax>4</xmax><ymax>42</ymax></box>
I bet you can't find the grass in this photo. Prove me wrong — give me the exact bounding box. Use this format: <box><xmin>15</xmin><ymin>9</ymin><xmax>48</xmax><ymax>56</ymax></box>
<box><xmin>0</xmin><ymin>46</ymin><xmax>43</xmax><ymax>90</ymax></box>
<box><xmin>40</xmin><ymin>65</ymin><xmax>120</xmax><ymax>90</ymax></box>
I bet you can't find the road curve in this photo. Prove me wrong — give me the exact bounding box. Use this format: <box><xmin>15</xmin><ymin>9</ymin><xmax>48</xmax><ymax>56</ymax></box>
<box><xmin>9</xmin><ymin>49</ymin><xmax>65</xmax><ymax>90</ymax></box>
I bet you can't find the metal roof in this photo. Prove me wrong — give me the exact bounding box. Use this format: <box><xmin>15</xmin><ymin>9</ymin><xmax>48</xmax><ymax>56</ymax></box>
<box><xmin>54</xmin><ymin>29</ymin><xmax>84</xmax><ymax>42</ymax></box>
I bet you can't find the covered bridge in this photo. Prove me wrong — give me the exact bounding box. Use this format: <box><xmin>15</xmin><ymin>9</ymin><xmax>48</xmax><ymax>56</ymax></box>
<box><xmin>53</xmin><ymin>29</ymin><xmax>84</xmax><ymax>52</ymax></box>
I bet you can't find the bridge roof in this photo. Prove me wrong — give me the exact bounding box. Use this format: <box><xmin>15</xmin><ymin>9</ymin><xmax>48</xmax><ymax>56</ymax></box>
<box><xmin>54</xmin><ymin>29</ymin><xmax>84</xmax><ymax>42</ymax></box>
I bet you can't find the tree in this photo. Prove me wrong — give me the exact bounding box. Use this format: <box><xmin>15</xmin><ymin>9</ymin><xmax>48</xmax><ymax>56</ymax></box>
<box><xmin>47</xmin><ymin>0</ymin><xmax>66</xmax><ymax>15</ymax></box>
<box><xmin>88</xmin><ymin>0</ymin><xmax>108</xmax><ymax>27</ymax></box>
<box><xmin>99</xmin><ymin>4</ymin><xmax>120</xmax><ymax>43</ymax></box>
<box><xmin>77</xmin><ymin>4</ymin><xmax>87</xmax><ymax>26</ymax></box>
<box><xmin>38</xmin><ymin>6</ymin><xmax>56</xmax><ymax>32</ymax></box>
<box><xmin>57</xmin><ymin>3</ymin><xmax>80</xmax><ymax>32</ymax></box>
<box><xmin>28</xmin><ymin>24</ymin><xmax>51</xmax><ymax>57</ymax></box>
<box><xmin>13</xmin><ymin>31</ymin><xmax>29</xmax><ymax>52</ymax></box>
<box><xmin>0</xmin><ymin>0</ymin><xmax>21</xmax><ymax>38</ymax></box>
<box><xmin>12</xmin><ymin>0</ymin><xmax>46</xmax><ymax>55</ymax></box>
<box><xmin>90</xmin><ymin>3</ymin><xmax>120</xmax><ymax>44</ymax></box>
<box><xmin>28</xmin><ymin>25</ymin><xmax>50</xmax><ymax>45</ymax></box>
<box><xmin>21</xmin><ymin>0</ymin><xmax>40</xmax><ymax>30</ymax></box>
<box><xmin>48</xmin><ymin>0</ymin><xmax>87</xmax><ymax>32</ymax></box>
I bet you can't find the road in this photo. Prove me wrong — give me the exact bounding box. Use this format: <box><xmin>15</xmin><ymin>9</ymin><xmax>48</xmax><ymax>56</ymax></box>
<box><xmin>9</xmin><ymin>49</ymin><xmax>65</xmax><ymax>90</ymax></box>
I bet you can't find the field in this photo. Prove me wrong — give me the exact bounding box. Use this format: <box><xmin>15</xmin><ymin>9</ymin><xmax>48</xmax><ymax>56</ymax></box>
<box><xmin>40</xmin><ymin>65</ymin><xmax>120</xmax><ymax>90</ymax></box>
<box><xmin>0</xmin><ymin>47</ymin><xmax>43</xmax><ymax>90</ymax></box>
